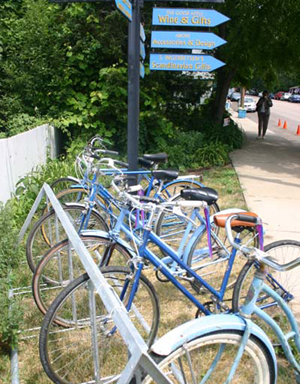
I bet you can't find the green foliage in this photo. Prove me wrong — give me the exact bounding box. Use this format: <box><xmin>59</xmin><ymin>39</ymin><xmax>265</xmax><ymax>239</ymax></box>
<box><xmin>202</xmin><ymin>121</ymin><xmax>245</xmax><ymax>151</ymax></box>
<box><xmin>0</xmin><ymin>204</ymin><xmax>23</xmax><ymax>352</ymax></box>
<box><xmin>196</xmin><ymin>141</ymin><xmax>230</xmax><ymax>167</ymax></box>
<box><xmin>3</xmin><ymin>113</ymin><xmax>47</xmax><ymax>137</ymax></box>
<box><xmin>12</xmin><ymin>158</ymin><xmax>75</xmax><ymax>225</ymax></box>
<box><xmin>156</xmin><ymin>119</ymin><xmax>243</xmax><ymax>170</ymax></box>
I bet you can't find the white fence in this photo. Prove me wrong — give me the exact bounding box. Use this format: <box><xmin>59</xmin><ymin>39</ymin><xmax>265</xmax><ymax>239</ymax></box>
<box><xmin>0</xmin><ymin>124</ymin><xmax>58</xmax><ymax>203</ymax></box>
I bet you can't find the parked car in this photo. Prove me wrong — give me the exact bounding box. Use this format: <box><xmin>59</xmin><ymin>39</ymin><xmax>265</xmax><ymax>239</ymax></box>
<box><xmin>230</xmin><ymin>92</ymin><xmax>241</xmax><ymax>101</ymax></box>
<box><xmin>288</xmin><ymin>94</ymin><xmax>300</xmax><ymax>103</ymax></box>
<box><xmin>269</xmin><ymin>93</ymin><xmax>275</xmax><ymax>99</ymax></box>
<box><xmin>274</xmin><ymin>91</ymin><xmax>285</xmax><ymax>100</ymax></box>
<box><xmin>282</xmin><ymin>92</ymin><xmax>292</xmax><ymax>101</ymax></box>
<box><xmin>240</xmin><ymin>97</ymin><xmax>256</xmax><ymax>112</ymax></box>
<box><xmin>246</xmin><ymin>89</ymin><xmax>258</xmax><ymax>96</ymax></box>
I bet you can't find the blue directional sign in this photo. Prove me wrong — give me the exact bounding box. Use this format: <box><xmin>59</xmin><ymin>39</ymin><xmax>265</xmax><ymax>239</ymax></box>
<box><xmin>140</xmin><ymin>41</ymin><xmax>146</xmax><ymax>60</ymax></box>
<box><xmin>150</xmin><ymin>53</ymin><xmax>225</xmax><ymax>72</ymax></box>
<box><xmin>152</xmin><ymin>8</ymin><xmax>229</xmax><ymax>28</ymax></box>
<box><xmin>115</xmin><ymin>0</ymin><xmax>132</xmax><ymax>21</ymax></box>
<box><xmin>140</xmin><ymin>62</ymin><xmax>145</xmax><ymax>78</ymax></box>
<box><xmin>140</xmin><ymin>23</ymin><xmax>146</xmax><ymax>42</ymax></box>
<box><xmin>151</xmin><ymin>31</ymin><xmax>226</xmax><ymax>50</ymax></box>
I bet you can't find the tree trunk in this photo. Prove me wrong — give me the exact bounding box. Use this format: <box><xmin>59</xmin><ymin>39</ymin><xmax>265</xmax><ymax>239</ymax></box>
<box><xmin>212</xmin><ymin>67</ymin><xmax>236</xmax><ymax>124</ymax></box>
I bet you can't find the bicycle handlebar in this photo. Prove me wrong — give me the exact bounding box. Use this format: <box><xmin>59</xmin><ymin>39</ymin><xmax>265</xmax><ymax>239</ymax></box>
<box><xmin>111</xmin><ymin>177</ymin><xmax>207</xmax><ymax>213</ymax></box>
<box><xmin>225</xmin><ymin>214</ymin><xmax>300</xmax><ymax>272</ymax></box>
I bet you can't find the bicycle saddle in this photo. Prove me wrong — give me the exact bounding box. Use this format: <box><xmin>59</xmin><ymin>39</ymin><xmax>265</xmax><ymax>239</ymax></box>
<box><xmin>143</xmin><ymin>153</ymin><xmax>168</xmax><ymax>163</ymax></box>
<box><xmin>180</xmin><ymin>187</ymin><xmax>218</xmax><ymax>205</ymax></box>
<box><xmin>152</xmin><ymin>170</ymin><xmax>179</xmax><ymax>181</ymax></box>
<box><xmin>214</xmin><ymin>212</ymin><xmax>258</xmax><ymax>228</ymax></box>
<box><xmin>138</xmin><ymin>157</ymin><xmax>154</xmax><ymax>168</ymax></box>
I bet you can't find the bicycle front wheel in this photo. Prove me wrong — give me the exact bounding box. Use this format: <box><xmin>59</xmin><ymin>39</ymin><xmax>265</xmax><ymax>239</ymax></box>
<box><xmin>232</xmin><ymin>240</ymin><xmax>300</xmax><ymax>342</ymax></box>
<box><xmin>32</xmin><ymin>235</ymin><xmax>132</xmax><ymax>319</ymax></box>
<box><xmin>143</xmin><ymin>331</ymin><xmax>275</xmax><ymax>384</ymax></box>
<box><xmin>26</xmin><ymin>205</ymin><xmax>108</xmax><ymax>273</ymax></box>
<box><xmin>39</xmin><ymin>266</ymin><xmax>160</xmax><ymax>384</ymax></box>
<box><xmin>50</xmin><ymin>177</ymin><xmax>82</xmax><ymax>195</ymax></box>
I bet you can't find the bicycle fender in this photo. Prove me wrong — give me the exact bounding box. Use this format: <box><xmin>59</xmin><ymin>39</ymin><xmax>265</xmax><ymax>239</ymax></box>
<box><xmin>163</xmin><ymin>179</ymin><xmax>204</xmax><ymax>190</ymax></box>
<box><xmin>150</xmin><ymin>314</ymin><xmax>277</xmax><ymax>375</ymax></box>
<box><xmin>80</xmin><ymin>230</ymin><xmax>137</xmax><ymax>258</ymax></box>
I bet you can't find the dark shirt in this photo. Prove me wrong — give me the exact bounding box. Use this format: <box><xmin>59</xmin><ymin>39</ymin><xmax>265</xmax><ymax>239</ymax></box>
<box><xmin>256</xmin><ymin>96</ymin><xmax>273</xmax><ymax>115</ymax></box>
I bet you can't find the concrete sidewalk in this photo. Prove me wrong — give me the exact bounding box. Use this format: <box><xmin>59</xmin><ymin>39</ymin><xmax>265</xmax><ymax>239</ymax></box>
<box><xmin>230</xmin><ymin>110</ymin><xmax>300</xmax><ymax>243</ymax></box>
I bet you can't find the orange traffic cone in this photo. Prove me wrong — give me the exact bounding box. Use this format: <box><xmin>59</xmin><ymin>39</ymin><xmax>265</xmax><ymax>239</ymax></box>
<box><xmin>278</xmin><ymin>119</ymin><xmax>281</xmax><ymax>127</ymax></box>
<box><xmin>283</xmin><ymin>121</ymin><xmax>287</xmax><ymax>129</ymax></box>
<box><xmin>296</xmin><ymin>126</ymin><xmax>300</xmax><ymax>136</ymax></box>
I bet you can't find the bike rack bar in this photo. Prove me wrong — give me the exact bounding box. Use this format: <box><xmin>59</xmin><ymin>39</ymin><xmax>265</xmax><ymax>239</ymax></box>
<box><xmin>18</xmin><ymin>183</ymin><xmax>172</xmax><ymax>384</ymax></box>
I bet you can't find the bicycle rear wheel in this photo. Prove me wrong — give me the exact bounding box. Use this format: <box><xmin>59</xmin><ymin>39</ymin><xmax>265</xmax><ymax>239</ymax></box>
<box><xmin>39</xmin><ymin>266</ymin><xmax>160</xmax><ymax>384</ymax></box>
<box><xmin>32</xmin><ymin>235</ymin><xmax>132</xmax><ymax>318</ymax></box>
<box><xmin>26</xmin><ymin>205</ymin><xmax>108</xmax><ymax>273</ymax></box>
<box><xmin>232</xmin><ymin>240</ymin><xmax>300</xmax><ymax>342</ymax></box>
<box><xmin>143</xmin><ymin>331</ymin><xmax>275</xmax><ymax>384</ymax></box>
<box><xmin>154</xmin><ymin>193</ymin><xmax>219</xmax><ymax>255</ymax></box>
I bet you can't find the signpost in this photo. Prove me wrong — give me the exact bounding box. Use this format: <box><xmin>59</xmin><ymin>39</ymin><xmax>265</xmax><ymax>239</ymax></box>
<box><xmin>150</xmin><ymin>53</ymin><xmax>225</xmax><ymax>72</ymax></box>
<box><xmin>151</xmin><ymin>31</ymin><xmax>226</xmax><ymax>50</ymax></box>
<box><xmin>49</xmin><ymin>0</ymin><xmax>228</xmax><ymax>181</ymax></box>
<box><xmin>152</xmin><ymin>8</ymin><xmax>229</xmax><ymax>27</ymax></box>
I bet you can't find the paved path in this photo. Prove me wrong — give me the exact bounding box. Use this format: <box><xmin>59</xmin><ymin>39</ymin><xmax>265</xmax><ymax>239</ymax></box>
<box><xmin>230</xmin><ymin>110</ymin><xmax>300</xmax><ymax>243</ymax></box>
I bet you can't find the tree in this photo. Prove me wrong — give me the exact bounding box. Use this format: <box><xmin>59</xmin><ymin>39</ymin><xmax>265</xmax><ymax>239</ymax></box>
<box><xmin>212</xmin><ymin>0</ymin><xmax>300</xmax><ymax>123</ymax></box>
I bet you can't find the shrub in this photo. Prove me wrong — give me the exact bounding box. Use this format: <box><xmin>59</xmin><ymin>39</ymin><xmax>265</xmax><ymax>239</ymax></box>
<box><xmin>202</xmin><ymin>120</ymin><xmax>245</xmax><ymax>151</ymax></box>
<box><xmin>195</xmin><ymin>141</ymin><xmax>230</xmax><ymax>167</ymax></box>
<box><xmin>3</xmin><ymin>113</ymin><xmax>48</xmax><ymax>138</ymax></box>
<box><xmin>158</xmin><ymin>131</ymin><xmax>206</xmax><ymax>171</ymax></box>
<box><xmin>0</xmin><ymin>204</ymin><xmax>23</xmax><ymax>353</ymax></box>
<box><xmin>13</xmin><ymin>157</ymin><xmax>75</xmax><ymax>226</ymax></box>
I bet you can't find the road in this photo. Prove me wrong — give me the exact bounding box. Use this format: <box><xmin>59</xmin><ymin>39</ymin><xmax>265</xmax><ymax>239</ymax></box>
<box><xmin>232</xmin><ymin>97</ymin><xmax>300</xmax><ymax>138</ymax></box>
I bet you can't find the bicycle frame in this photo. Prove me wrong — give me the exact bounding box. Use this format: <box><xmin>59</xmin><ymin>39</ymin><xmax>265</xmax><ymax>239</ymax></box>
<box><xmin>240</xmin><ymin>268</ymin><xmax>300</xmax><ymax>373</ymax></box>
<box><xmin>97</xmin><ymin>203</ymin><xmax>255</xmax><ymax>316</ymax></box>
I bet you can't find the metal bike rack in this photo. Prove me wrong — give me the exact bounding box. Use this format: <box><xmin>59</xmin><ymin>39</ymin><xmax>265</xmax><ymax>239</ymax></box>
<box><xmin>17</xmin><ymin>183</ymin><xmax>173</xmax><ymax>384</ymax></box>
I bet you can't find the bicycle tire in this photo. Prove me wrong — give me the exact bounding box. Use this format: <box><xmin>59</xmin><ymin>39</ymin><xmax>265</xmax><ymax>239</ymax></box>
<box><xmin>42</xmin><ymin>186</ymin><xmax>110</xmax><ymax>219</ymax></box>
<box><xmin>32</xmin><ymin>235</ymin><xmax>133</xmax><ymax>320</ymax></box>
<box><xmin>186</xmin><ymin>225</ymin><xmax>260</xmax><ymax>298</ymax></box>
<box><xmin>50</xmin><ymin>177</ymin><xmax>82</xmax><ymax>194</ymax></box>
<box><xmin>154</xmin><ymin>193</ymin><xmax>219</xmax><ymax>256</ymax></box>
<box><xmin>143</xmin><ymin>330</ymin><xmax>275</xmax><ymax>384</ymax></box>
<box><xmin>232</xmin><ymin>239</ymin><xmax>300</xmax><ymax>342</ymax></box>
<box><xmin>26</xmin><ymin>204</ymin><xmax>108</xmax><ymax>273</ymax></box>
<box><xmin>160</xmin><ymin>179</ymin><xmax>205</xmax><ymax>200</ymax></box>
<box><xmin>39</xmin><ymin>266</ymin><xmax>160</xmax><ymax>384</ymax></box>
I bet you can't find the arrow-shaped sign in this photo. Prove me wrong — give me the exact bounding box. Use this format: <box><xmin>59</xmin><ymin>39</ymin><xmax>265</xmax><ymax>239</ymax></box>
<box><xmin>115</xmin><ymin>0</ymin><xmax>132</xmax><ymax>21</ymax></box>
<box><xmin>140</xmin><ymin>23</ymin><xmax>146</xmax><ymax>42</ymax></box>
<box><xmin>140</xmin><ymin>62</ymin><xmax>145</xmax><ymax>78</ymax></box>
<box><xmin>150</xmin><ymin>53</ymin><xmax>225</xmax><ymax>72</ymax></box>
<box><xmin>140</xmin><ymin>41</ymin><xmax>146</xmax><ymax>60</ymax></box>
<box><xmin>151</xmin><ymin>31</ymin><xmax>226</xmax><ymax>50</ymax></box>
<box><xmin>152</xmin><ymin>8</ymin><xmax>229</xmax><ymax>28</ymax></box>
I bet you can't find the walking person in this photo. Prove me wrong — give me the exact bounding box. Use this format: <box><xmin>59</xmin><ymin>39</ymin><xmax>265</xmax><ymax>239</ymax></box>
<box><xmin>256</xmin><ymin>91</ymin><xmax>273</xmax><ymax>139</ymax></box>
<box><xmin>256</xmin><ymin>90</ymin><xmax>273</xmax><ymax>139</ymax></box>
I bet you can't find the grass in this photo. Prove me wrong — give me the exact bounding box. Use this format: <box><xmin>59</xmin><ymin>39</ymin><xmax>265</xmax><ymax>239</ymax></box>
<box><xmin>0</xmin><ymin>164</ymin><xmax>297</xmax><ymax>384</ymax></box>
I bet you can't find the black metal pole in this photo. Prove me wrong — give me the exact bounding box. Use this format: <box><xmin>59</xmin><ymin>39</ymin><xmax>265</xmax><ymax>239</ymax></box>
<box><xmin>127</xmin><ymin>0</ymin><xmax>140</xmax><ymax>179</ymax></box>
